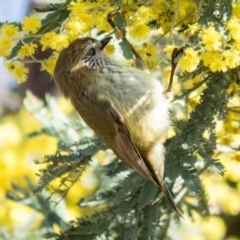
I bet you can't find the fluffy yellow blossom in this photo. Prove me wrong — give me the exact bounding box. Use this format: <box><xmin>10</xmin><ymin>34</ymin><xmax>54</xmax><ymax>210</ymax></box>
<box><xmin>41</xmin><ymin>52</ymin><xmax>59</xmax><ymax>75</ymax></box>
<box><xmin>233</xmin><ymin>39</ymin><xmax>240</xmax><ymax>51</ymax></box>
<box><xmin>202</xmin><ymin>51</ymin><xmax>227</xmax><ymax>72</ymax></box>
<box><xmin>94</xmin><ymin>13</ymin><xmax>113</xmax><ymax>33</ymax></box>
<box><xmin>182</xmin><ymin>79</ymin><xmax>194</xmax><ymax>90</ymax></box>
<box><xmin>199</xmin><ymin>25</ymin><xmax>222</xmax><ymax>51</ymax></box>
<box><xmin>40</xmin><ymin>32</ymin><xmax>55</xmax><ymax>51</ymax></box>
<box><xmin>4</xmin><ymin>61</ymin><xmax>29</xmax><ymax>82</ymax></box>
<box><xmin>223</xmin><ymin>49</ymin><xmax>240</xmax><ymax>69</ymax></box>
<box><xmin>22</xmin><ymin>15</ymin><xmax>41</xmax><ymax>34</ymax></box>
<box><xmin>68</xmin><ymin>1</ymin><xmax>87</xmax><ymax>15</ymax></box>
<box><xmin>0</xmin><ymin>37</ymin><xmax>13</xmax><ymax>57</ymax></box>
<box><xmin>104</xmin><ymin>44</ymin><xmax>115</xmax><ymax>56</ymax></box>
<box><xmin>0</xmin><ymin>23</ymin><xmax>20</xmax><ymax>38</ymax></box>
<box><xmin>18</xmin><ymin>43</ymin><xmax>38</xmax><ymax>59</ymax></box>
<box><xmin>137</xmin><ymin>6</ymin><xmax>155</xmax><ymax>22</ymax></box>
<box><xmin>51</xmin><ymin>34</ymin><xmax>69</xmax><ymax>51</ymax></box>
<box><xmin>209</xmin><ymin>58</ymin><xmax>227</xmax><ymax>72</ymax></box>
<box><xmin>234</xmin><ymin>152</ymin><xmax>240</xmax><ymax>162</ymax></box>
<box><xmin>144</xmin><ymin>43</ymin><xmax>158</xmax><ymax>56</ymax></box>
<box><xmin>129</xmin><ymin>23</ymin><xmax>150</xmax><ymax>41</ymax></box>
<box><xmin>140</xmin><ymin>43</ymin><xmax>159</xmax><ymax>68</ymax></box>
<box><xmin>187</xmin><ymin>23</ymin><xmax>200</xmax><ymax>36</ymax></box>
<box><xmin>40</xmin><ymin>32</ymin><xmax>69</xmax><ymax>51</ymax></box>
<box><xmin>226</xmin><ymin>16</ymin><xmax>240</xmax><ymax>41</ymax></box>
<box><xmin>232</xmin><ymin>2</ymin><xmax>240</xmax><ymax>18</ymax></box>
<box><xmin>201</xmin><ymin>51</ymin><xmax>213</xmax><ymax>66</ymax></box>
<box><xmin>65</xmin><ymin>16</ymin><xmax>89</xmax><ymax>41</ymax></box>
<box><xmin>178</xmin><ymin>0</ymin><xmax>197</xmax><ymax>18</ymax></box>
<box><xmin>178</xmin><ymin>47</ymin><xmax>200</xmax><ymax>72</ymax></box>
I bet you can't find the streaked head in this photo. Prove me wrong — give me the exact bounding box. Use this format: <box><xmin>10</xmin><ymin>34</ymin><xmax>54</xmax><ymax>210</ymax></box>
<box><xmin>55</xmin><ymin>37</ymin><xmax>112</xmax><ymax>72</ymax></box>
<box><xmin>53</xmin><ymin>37</ymin><xmax>112</xmax><ymax>97</ymax></box>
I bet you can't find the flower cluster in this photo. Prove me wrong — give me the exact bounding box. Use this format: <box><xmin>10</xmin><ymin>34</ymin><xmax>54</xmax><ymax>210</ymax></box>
<box><xmin>0</xmin><ymin>0</ymin><xmax>200</xmax><ymax>82</ymax></box>
<box><xmin>164</xmin><ymin>2</ymin><xmax>240</xmax><ymax>74</ymax></box>
<box><xmin>1</xmin><ymin>0</ymin><xmax>240</xmax><ymax>82</ymax></box>
<box><xmin>0</xmin><ymin>15</ymin><xmax>41</xmax><ymax>82</ymax></box>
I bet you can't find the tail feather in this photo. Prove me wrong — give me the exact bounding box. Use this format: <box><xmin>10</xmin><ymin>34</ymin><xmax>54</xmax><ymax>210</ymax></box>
<box><xmin>156</xmin><ymin>176</ymin><xmax>183</xmax><ymax>218</ymax></box>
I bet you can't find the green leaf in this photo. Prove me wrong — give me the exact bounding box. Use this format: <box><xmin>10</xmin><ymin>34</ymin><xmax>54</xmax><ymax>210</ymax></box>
<box><xmin>183</xmin><ymin>156</ymin><xmax>197</xmax><ymax>167</ymax></box>
<box><xmin>124</xmin><ymin>226</ymin><xmax>139</xmax><ymax>240</ymax></box>
<box><xmin>119</xmin><ymin>39</ymin><xmax>133</xmax><ymax>60</ymax></box>
<box><xmin>7</xmin><ymin>41</ymin><xmax>24</xmax><ymax>60</ymax></box>
<box><xmin>224</xmin><ymin>0</ymin><xmax>232</xmax><ymax>21</ymax></box>
<box><xmin>114</xmin><ymin>12</ymin><xmax>127</xmax><ymax>29</ymax></box>
<box><xmin>141</xmin><ymin>204</ymin><xmax>159</xmax><ymax>240</ymax></box>
<box><xmin>181</xmin><ymin>168</ymin><xmax>201</xmax><ymax>194</ymax></box>
<box><xmin>138</xmin><ymin>181</ymin><xmax>159</xmax><ymax>206</ymax></box>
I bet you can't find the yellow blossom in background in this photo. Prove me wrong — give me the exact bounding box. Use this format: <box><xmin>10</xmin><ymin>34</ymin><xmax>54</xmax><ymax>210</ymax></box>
<box><xmin>178</xmin><ymin>0</ymin><xmax>197</xmax><ymax>18</ymax></box>
<box><xmin>233</xmin><ymin>39</ymin><xmax>240</xmax><ymax>51</ymax></box>
<box><xmin>234</xmin><ymin>152</ymin><xmax>240</xmax><ymax>162</ymax></box>
<box><xmin>140</xmin><ymin>43</ymin><xmax>159</xmax><ymax>69</ymax></box>
<box><xmin>50</xmin><ymin>33</ymin><xmax>69</xmax><ymax>51</ymax></box>
<box><xmin>226</xmin><ymin>16</ymin><xmax>240</xmax><ymax>41</ymax></box>
<box><xmin>129</xmin><ymin>23</ymin><xmax>150</xmax><ymax>41</ymax></box>
<box><xmin>67</xmin><ymin>1</ymin><xmax>93</xmax><ymax>33</ymax></box>
<box><xmin>4</xmin><ymin>61</ymin><xmax>29</xmax><ymax>82</ymax></box>
<box><xmin>178</xmin><ymin>47</ymin><xmax>200</xmax><ymax>72</ymax></box>
<box><xmin>182</xmin><ymin>79</ymin><xmax>194</xmax><ymax>90</ymax></box>
<box><xmin>0</xmin><ymin>23</ymin><xmax>20</xmax><ymax>38</ymax></box>
<box><xmin>199</xmin><ymin>25</ymin><xmax>222</xmax><ymax>51</ymax></box>
<box><xmin>41</xmin><ymin>51</ymin><xmax>59</xmax><ymax>75</ymax></box>
<box><xmin>223</xmin><ymin>49</ymin><xmax>240</xmax><ymax>69</ymax></box>
<box><xmin>94</xmin><ymin>8</ymin><xmax>113</xmax><ymax>34</ymax></box>
<box><xmin>12</xmin><ymin>62</ymin><xmax>29</xmax><ymax>82</ymax></box>
<box><xmin>104</xmin><ymin>44</ymin><xmax>115</xmax><ymax>56</ymax></box>
<box><xmin>40</xmin><ymin>32</ymin><xmax>69</xmax><ymax>51</ymax></box>
<box><xmin>0</xmin><ymin>37</ymin><xmax>13</xmax><ymax>57</ymax></box>
<box><xmin>0</xmin><ymin>105</ymin><xmax>58</xmax><ymax>230</ymax></box>
<box><xmin>68</xmin><ymin>1</ymin><xmax>87</xmax><ymax>16</ymax></box>
<box><xmin>201</xmin><ymin>51</ymin><xmax>228</xmax><ymax>72</ymax></box>
<box><xmin>64</xmin><ymin>14</ymin><xmax>93</xmax><ymax>42</ymax></box>
<box><xmin>209</xmin><ymin>58</ymin><xmax>227</xmax><ymax>72</ymax></box>
<box><xmin>201</xmin><ymin>51</ymin><xmax>214</xmax><ymax>66</ymax></box>
<box><xmin>187</xmin><ymin>23</ymin><xmax>200</xmax><ymax>36</ymax></box>
<box><xmin>137</xmin><ymin>6</ymin><xmax>155</xmax><ymax>22</ymax></box>
<box><xmin>18</xmin><ymin>43</ymin><xmax>38</xmax><ymax>59</ymax></box>
<box><xmin>21</xmin><ymin>15</ymin><xmax>41</xmax><ymax>34</ymax></box>
<box><xmin>40</xmin><ymin>32</ymin><xmax>55</xmax><ymax>51</ymax></box>
<box><xmin>232</xmin><ymin>2</ymin><xmax>240</xmax><ymax>19</ymax></box>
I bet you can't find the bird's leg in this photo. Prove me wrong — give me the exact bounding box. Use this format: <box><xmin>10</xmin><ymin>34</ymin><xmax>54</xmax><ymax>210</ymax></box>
<box><xmin>107</xmin><ymin>10</ymin><xmax>146</xmax><ymax>70</ymax></box>
<box><xmin>129</xmin><ymin>42</ymin><xmax>146</xmax><ymax>70</ymax></box>
<box><xmin>164</xmin><ymin>47</ymin><xmax>184</xmax><ymax>95</ymax></box>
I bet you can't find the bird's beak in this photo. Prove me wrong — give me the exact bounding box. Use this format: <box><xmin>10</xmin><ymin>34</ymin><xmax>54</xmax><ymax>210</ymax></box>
<box><xmin>100</xmin><ymin>37</ymin><xmax>112</xmax><ymax>50</ymax></box>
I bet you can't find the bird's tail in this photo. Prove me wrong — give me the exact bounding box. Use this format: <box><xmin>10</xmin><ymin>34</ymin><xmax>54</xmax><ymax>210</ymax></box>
<box><xmin>156</xmin><ymin>176</ymin><xmax>183</xmax><ymax>218</ymax></box>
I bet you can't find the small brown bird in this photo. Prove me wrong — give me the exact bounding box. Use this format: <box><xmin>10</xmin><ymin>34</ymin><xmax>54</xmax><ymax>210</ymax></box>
<box><xmin>54</xmin><ymin>37</ymin><xmax>181</xmax><ymax>216</ymax></box>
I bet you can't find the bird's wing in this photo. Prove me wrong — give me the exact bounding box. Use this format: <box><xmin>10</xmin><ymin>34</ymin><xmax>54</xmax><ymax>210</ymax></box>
<box><xmin>76</xmin><ymin>95</ymin><xmax>158</xmax><ymax>186</ymax></box>
<box><xmin>107</xmin><ymin>102</ymin><xmax>158</xmax><ymax>184</ymax></box>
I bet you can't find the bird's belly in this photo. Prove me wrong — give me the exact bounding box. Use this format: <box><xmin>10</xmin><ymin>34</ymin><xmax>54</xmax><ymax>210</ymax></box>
<box><xmin>116</xmin><ymin>91</ymin><xmax>170</xmax><ymax>151</ymax></box>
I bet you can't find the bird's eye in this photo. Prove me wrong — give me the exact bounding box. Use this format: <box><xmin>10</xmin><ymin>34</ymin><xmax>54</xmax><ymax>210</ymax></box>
<box><xmin>88</xmin><ymin>48</ymin><xmax>96</xmax><ymax>56</ymax></box>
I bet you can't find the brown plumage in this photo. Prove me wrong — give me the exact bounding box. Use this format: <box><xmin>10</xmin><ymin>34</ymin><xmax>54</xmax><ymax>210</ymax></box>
<box><xmin>54</xmin><ymin>37</ymin><xmax>182</xmax><ymax>216</ymax></box>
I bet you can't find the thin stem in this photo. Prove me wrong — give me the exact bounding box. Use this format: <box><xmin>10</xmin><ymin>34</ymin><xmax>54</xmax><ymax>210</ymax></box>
<box><xmin>168</xmin><ymin>0</ymin><xmax>181</xmax><ymax>43</ymax></box>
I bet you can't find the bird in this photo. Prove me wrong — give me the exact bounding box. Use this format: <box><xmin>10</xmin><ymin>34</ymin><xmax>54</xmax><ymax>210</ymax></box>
<box><xmin>53</xmin><ymin>36</ymin><xmax>182</xmax><ymax>216</ymax></box>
